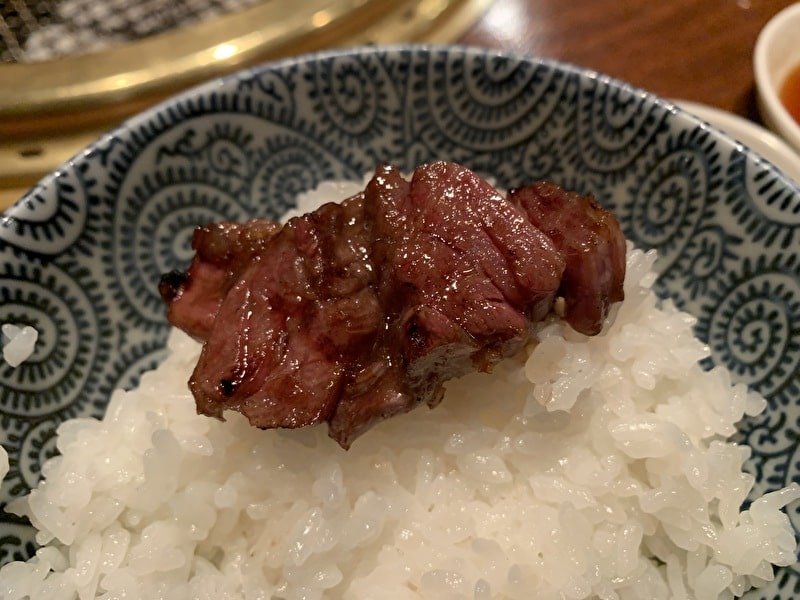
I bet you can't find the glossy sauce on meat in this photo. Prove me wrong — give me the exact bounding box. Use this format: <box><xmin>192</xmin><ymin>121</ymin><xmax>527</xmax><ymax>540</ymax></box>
<box><xmin>160</xmin><ymin>162</ymin><xmax>626</xmax><ymax>448</ymax></box>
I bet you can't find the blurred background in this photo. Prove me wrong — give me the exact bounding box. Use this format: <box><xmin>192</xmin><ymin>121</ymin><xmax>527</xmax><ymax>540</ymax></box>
<box><xmin>1</xmin><ymin>0</ymin><xmax>797</xmax><ymax>209</ymax></box>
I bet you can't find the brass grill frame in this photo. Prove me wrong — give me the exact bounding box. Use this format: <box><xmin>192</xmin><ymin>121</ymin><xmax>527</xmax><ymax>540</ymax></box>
<box><xmin>0</xmin><ymin>0</ymin><xmax>491</xmax><ymax>209</ymax></box>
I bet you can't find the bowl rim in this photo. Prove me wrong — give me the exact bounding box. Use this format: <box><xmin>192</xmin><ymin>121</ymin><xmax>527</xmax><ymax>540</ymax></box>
<box><xmin>673</xmin><ymin>98</ymin><xmax>800</xmax><ymax>187</ymax></box>
<box><xmin>5</xmin><ymin>43</ymin><xmax>800</xmax><ymax>220</ymax></box>
<box><xmin>753</xmin><ymin>3</ymin><xmax>800</xmax><ymax>152</ymax></box>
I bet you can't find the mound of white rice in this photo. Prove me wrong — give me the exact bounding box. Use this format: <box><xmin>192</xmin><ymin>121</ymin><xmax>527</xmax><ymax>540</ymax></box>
<box><xmin>0</xmin><ymin>185</ymin><xmax>797</xmax><ymax>600</ymax></box>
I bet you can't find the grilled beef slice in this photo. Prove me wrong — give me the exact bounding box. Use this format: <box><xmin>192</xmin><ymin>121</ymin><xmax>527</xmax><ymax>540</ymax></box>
<box><xmin>160</xmin><ymin>161</ymin><xmax>625</xmax><ymax>448</ymax></box>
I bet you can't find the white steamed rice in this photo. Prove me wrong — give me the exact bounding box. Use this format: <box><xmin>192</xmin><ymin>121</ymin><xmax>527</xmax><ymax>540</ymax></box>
<box><xmin>0</xmin><ymin>445</ymin><xmax>7</xmax><ymax>483</ymax></box>
<box><xmin>0</xmin><ymin>181</ymin><xmax>798</xmax><ymax>600</ymax></box>
<box><xmin>2</xmin><ymin>323</ymin><xmax>39</xmax><ymax>368</ymax></box>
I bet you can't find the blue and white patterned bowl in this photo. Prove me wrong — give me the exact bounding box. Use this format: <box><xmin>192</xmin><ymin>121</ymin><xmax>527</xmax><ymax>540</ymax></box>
<box><xmin>1</xmin><ymin>45</ymin><xmax>798</xmax><ymax>595</ymax></box>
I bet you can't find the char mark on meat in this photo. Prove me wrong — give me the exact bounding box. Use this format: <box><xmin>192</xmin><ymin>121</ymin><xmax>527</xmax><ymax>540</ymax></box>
<box><xmin>161</xmin><ymin>162</ymin><xmax>625</xmax><ymax>448</ymax></box>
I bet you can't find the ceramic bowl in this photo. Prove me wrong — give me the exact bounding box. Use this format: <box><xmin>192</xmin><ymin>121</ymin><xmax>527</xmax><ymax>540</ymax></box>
<box><xmin>754</xmin><ymin>2</ymin><xmax>800</xmax><ymax>152</ymax></box>
<box><xmin>1</xmin><ymin>45</ymin><xmax>799</xmax><ymax>596</ymax></box>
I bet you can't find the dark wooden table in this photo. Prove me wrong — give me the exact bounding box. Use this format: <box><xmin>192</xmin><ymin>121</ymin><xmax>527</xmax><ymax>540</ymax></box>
<box><xmin>460</xmin><ymin>0</ymin><xmax>797</xmax><ymax>122</ymax></box>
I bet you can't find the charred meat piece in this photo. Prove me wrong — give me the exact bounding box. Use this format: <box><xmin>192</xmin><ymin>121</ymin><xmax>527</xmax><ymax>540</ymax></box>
<box><xmin>508</xmin><ymin>182</ymin><xmax>626</xmax><ymax>335</ymax></box>
<box><xmin>160</xmin><ymin>162</ymin><xmax>625</xmax><ymax>448</ymax></box>
<box><xmin>189</xmin><ymin>194</ymin><xmax>378</xmax><ymax>433</ymax></box>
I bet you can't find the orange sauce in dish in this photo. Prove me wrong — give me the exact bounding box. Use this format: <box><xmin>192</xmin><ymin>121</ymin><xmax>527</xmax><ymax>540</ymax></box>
<box><xmin>780</xmin><ymin>63</ymin><xmax>800</xmax><ymax>125</ymax></box>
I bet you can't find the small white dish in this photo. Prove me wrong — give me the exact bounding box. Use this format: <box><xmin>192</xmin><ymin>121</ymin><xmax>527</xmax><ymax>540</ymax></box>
<box><xmin>754</xmin><ymin>3</ymin><xmax>800</xmax><ymax>152</ymax></box>
<box><xmin>674</xmin><ymin>99</ymin><xmax>800</xmax><ymax>186</ymax></box>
